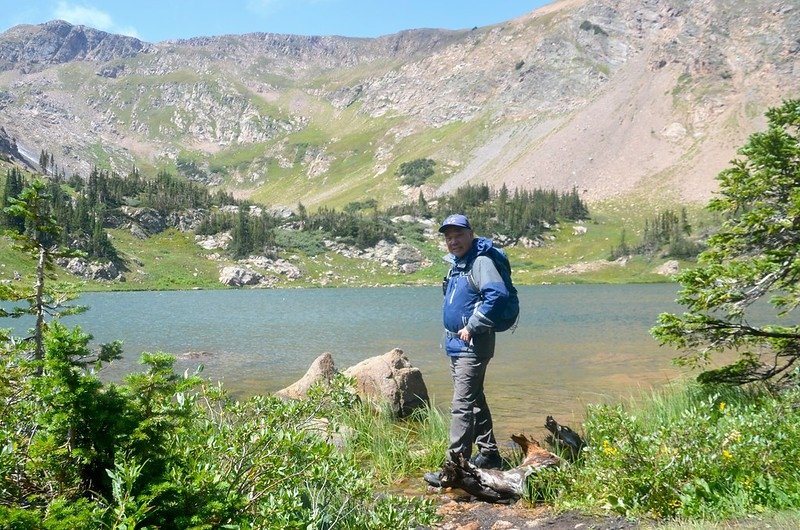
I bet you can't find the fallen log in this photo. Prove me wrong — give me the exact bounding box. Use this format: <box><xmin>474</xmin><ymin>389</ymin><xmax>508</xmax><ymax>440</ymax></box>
<box><xmin>438</xmin><ymin>434</ymin><xmax>561</xmax><ymax>503</ymax></box>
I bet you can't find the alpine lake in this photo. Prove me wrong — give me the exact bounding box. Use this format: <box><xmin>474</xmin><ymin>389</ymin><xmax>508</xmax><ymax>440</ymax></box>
<box><xmin>8</xmin><ymin>283</ymin><xmax>696</xmax><ymax>441</ymax></box>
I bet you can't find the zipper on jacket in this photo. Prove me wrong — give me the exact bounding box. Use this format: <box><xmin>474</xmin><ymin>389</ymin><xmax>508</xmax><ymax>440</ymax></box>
<box><xmin>448</xmin><ymin>275</ymin><xmax>458</xmax><ymax>304</ymax></box>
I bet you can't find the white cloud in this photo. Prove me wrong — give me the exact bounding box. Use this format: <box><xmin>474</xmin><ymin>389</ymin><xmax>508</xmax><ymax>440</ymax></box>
<box><xmin>245</xmin><ymin>0</ymin><xmax>283</xmax><ymax>15</ymax></box>
<box><xmin>53</xmin><ymin>2</ymin><xmax>140</xmax><ymax>38</ymax></box>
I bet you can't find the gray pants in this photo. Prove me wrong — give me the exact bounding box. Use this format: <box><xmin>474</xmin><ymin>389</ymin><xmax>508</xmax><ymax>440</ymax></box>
<box><xmin>448</xmin><ymin>355</ymin><xmax>498</xmax><ymax>462</ymax></box>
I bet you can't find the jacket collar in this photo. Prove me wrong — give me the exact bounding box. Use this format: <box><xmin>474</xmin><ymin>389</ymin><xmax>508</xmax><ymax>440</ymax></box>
<box><xmin>443</xmin><ymin>237</ymin><xmax>493</xmax><ymax>268</ymax></box>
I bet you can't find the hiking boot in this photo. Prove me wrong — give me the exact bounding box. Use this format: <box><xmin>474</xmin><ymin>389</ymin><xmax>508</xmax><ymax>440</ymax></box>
<box><xmin>423</xmin><ymin>471</ymin><xmax>442</xmax><ymax>487</ymax></box>
<box><xmin>469</xmin><ymin>451</ymin><xmax>502</xmax><ymax>469</ymax></box>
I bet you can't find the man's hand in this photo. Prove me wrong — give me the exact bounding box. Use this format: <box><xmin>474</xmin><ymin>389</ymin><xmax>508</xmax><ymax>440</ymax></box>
<box><xmin>457</xmin><ymin>327</ymin><xmax>472</xmax><ymax>343</ymax></box>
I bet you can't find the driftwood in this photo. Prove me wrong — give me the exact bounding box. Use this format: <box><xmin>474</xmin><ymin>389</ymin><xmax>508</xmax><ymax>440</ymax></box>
<box><xmin>438</xmin><ymin>434</ymin><xmax>561</xmax><ymax>503</ymax></box>
<box><xmin>544</xmin><ymin>415</ymin><xmax>585</xmax><ymax>460</ymax></box>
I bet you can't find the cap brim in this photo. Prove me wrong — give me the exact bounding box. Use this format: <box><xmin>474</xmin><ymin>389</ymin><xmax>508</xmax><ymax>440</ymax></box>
<box><xmin>438</xmin><ymin>224</ymin><xmax>468</xmax><ymax>233</ymax></box>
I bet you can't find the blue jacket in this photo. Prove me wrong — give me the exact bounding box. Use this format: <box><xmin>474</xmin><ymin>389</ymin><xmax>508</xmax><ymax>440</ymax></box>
<box><xmin>442</xmin><ymin>237</ymin><xmax>511</xmax><ymax>357</ymax></box>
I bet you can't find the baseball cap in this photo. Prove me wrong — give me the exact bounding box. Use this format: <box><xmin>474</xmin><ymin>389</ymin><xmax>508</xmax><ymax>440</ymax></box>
<box><xmin>438</xmin><ymin>214</ymin><xmax>472</xmax><ymax>233</ymax></box>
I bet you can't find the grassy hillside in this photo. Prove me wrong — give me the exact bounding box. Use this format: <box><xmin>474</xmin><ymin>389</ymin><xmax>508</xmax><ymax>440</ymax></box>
<box><xmin>0</xmin><ymin>157</ymin><xmax>709</xmax><ymax>291</ymax></box>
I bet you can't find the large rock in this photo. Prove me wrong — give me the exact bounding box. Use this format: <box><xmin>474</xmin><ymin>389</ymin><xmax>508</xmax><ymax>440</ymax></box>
<box><xmin>219</xmin><ymin>266</ymin><xmax>262</xmax><ymax>286</ymax></box>
<box><xmin>196</xmin><ymin>231</ymin><xmax>232</xmax><ymax>250</ymax></box>
<box><xmin>58</xmin><ymin>257</ymin><xmax>122</xmax><ymax>281</ymax></box>
<box><xmin>120</xmin><ymin>206</ymin><xmax>167</xmax><ymax>236</ymax></box>
<box><xmin>275</xmin><ymin>352</ymin><xmax>337</xmax><ymax>400</ymax></box>
<box><xmin>166</xmin><ymin>209</ymin><xmax>206</xmax><ymax>232</ymax></box>
<box><xmin>654</xmin><ymin>260</ymin><xmax>680</xmax><ymax>276</ymax></box>
<box><xmin>245</xmin><ymin>256</ymin><xmax>302</xmax><ymax>279</ymax></box>
<box><xmin>343</xmin><ymin>348</ymin><xmax>429</xmax><ymax>417</ymax></box>
<box><xmin>326</xmin><ymin>239</ymin><xmax>430</xmax><ymax>274</ymax></box>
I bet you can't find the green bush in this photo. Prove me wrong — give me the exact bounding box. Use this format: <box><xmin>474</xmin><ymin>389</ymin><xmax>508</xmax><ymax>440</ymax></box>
<box><xmin>396</xmin><ymin>158</ymin><xmax>436</xmax><ymax>187</ymax></box>
<box><xmin>536</xmin><ymin>382</ymin><xmax>800</xmax><ymax>520</ymax></box>
<box><xmin>0</xmin><ymin>325</ymin><xmax>438</xmax><ymax>528</ymax></box>
<box><xmin>274</xmin><ymin>227</ymin><xmax>326</xmax><ymax>255</ymax></box>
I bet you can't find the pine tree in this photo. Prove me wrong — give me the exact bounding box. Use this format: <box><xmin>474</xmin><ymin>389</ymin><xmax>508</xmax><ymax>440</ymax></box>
<box><xmin>653</xmin><ymin>99</ymin><xmax>800</xmax><ymax>385</ymax></box>
<box><xmin>1</xmin><ymin>168</ymin><xmax>25</xmax><ymax>231</ymax></box>
<box><xmin>3</xmin><ymin>180</ymin><xmax>84</xmax><ymax>362</ymax></box>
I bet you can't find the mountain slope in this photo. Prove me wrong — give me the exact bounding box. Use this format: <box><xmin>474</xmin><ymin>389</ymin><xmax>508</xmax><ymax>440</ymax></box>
<box><xmin>0</xmin><ymin>0</ymin><xmax>797</xmax><ymax>208</ymax></box>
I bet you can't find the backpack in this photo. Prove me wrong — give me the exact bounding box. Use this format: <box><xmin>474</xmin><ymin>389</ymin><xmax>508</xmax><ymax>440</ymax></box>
<box><xmin>469</xmin><ymin>247</ymin><xmax>520</xmax><ymax>332</ymax></box>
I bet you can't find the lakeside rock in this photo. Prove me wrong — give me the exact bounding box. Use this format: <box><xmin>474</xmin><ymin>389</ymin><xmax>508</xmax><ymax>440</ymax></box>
<box><xmin>276</xmin><ymin>348</ymin><xmax>429</xmax><ymax>417</ymax></box>
<box><xmin>275</xmin><ymin>352</ymin><xmax>337</xmax><ymax>400</ymax></box>
<box><xmin>653</xmin><ymin>260</ymin><xmax>680</xmax><ymax>276</ymax></box>
<box><xmin>243</xmin><ymin>256</ymin><xmax>302</xmax><ymax>279</ymax></box>
<box><xmin>219</xmin><ymin>266</ymin><xmax>262</xmax><ymax>286</ymax></box>
<box><xmin>343</xmin><ymin>348</ymin><xmax>429</xmax><ymax>417</ymax></box>
<box><xmin>324</xmin><ymin>238</ymin><xmax>431</xmax><ymax>274</ymax></box>
<box><xmin>58</xmin><ymin>257</ymin><xmax>122</xmax><ymax>281</ymax></box>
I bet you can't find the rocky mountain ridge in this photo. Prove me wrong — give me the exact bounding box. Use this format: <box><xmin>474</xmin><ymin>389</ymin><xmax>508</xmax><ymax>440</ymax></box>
<box><xmin>0</xmin><ymin>0</ymin><xmax>798</xmax><ymax>207</ymax></box>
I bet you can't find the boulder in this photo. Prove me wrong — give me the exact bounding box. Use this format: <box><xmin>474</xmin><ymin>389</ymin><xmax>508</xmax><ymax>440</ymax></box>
<box><xmin>275</xmin><ymin>352</ymin><xmax>337</xmax><ymax>400</ymax></box>
<box><xmin>343</xmin><ymin>348</ymin><xmax>429</xmax><ymax>417</ymax></box>
<box><xmin>196</xmin><ymin>231</ymin><xmax>232</xmax><ymax>250</ymax></box>
<box><xmin>88</xmin><ymin>260</ymin><xmax>121</xmax><ymax>281</ymax></box>
<box><xmin>129</xmin><ymin>223</ymin><xmax>149</xmax><ymax>240</ymax></box>
<box><xmin>267</xmin><ymin>205</ymin><xmax>294</xmax><ymax>219</ymax></box>
<box><xmin>362</xmin><ymin>240</ymin><xmax>430</xmax><ymax>273</ymax></box>
<box><xmin>166</xmin><ymin>209</ymin><xmax>206</xmax><ymax>232</ymax></box>
<box><xmin>654</xmin><ymin>260</ymin><xmax>680</xmax><ymax>276</ymax></box>
<box><xmin>245</xmin><ymin>256</ymin><xmax>303</xmax><ymax>279</ymax></box>
<box><xmin>219</xmin><ymin>266</ymin><xmax>262</xmax><ymax>286</ymax></box>
<box><xmin>120</xmin><ymin>206</ymin><xmax>167</xmax><ymax>235</ymax></box>
<box><xmin>58</xmin><ymin>257</ymin><xmax>122</xmax><ymax>281</ymax></box>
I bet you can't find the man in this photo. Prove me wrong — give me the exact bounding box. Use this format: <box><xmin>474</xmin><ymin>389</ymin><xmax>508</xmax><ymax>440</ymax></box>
<box><xmin>424</xmin><ymin>213</ymin><xmax>510</xmax><ymax>487</ymax></box>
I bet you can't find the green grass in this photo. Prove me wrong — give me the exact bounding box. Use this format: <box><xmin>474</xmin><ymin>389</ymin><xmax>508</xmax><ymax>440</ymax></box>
<box><xmin>336</xmin><ymin>398</ymin><xmax>449</xmax><ymax>485</ymax></box>
<box><xmin>0</xmin><ymin>237</ymin><xmax>40</xmax><ymax>286</ymax></box>
<box><xmin>651</xmin><ymin>511</ymin><xmax>800</xmax><ymax>529</ymax></box>
<box><xmin>1</xmin><ymin>198</ymin><xmax>708</xmax><ymax>291</ymax></box>
<box><xmin>539</xmin><ymin>381</ymin><xmax>800</xmax><ymax>521</ymax></box>
<box><xmin>506</xmin><ymin>199</ymin><xmax>710</xmax><ymax>285</ymax></box>
<box><xmin>94</xmin><ymin>228</ymin><xmax>226</xmax><ymax>291</ymax></box>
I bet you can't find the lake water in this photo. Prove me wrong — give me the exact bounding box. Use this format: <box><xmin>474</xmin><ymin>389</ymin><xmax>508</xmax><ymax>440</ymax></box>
<box><xmin>5</xmin><ymin>284</ymin><xmax>694</xmax><ymax>441</ymax></box>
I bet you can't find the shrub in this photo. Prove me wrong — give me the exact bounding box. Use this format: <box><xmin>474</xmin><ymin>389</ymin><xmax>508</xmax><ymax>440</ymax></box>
<box><xmin>0</xmin><ymin>327</ymin><xmax>438</xmax><ymax>528</ymax></box>
<box><xmin>396</xmin><ymin>158</ymin><xmax>436</xmax><ymax>187</ymax></box>
<box><xmin>536</xmin><ymin>382</ymin><xmax>800</xmax><ymax>520</ymax></box>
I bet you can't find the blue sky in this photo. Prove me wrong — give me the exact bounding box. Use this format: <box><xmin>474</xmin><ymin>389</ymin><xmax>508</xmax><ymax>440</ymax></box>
<box><xmin>1</xmin><ymin>1</ymin><xmax>552</xmax><ymax>42</ymax></box>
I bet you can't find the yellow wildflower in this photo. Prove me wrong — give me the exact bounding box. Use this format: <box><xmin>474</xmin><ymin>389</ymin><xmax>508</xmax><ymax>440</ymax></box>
<box><xmin>602</xmin><ymin>440</ymin><xmax>618</xmax><ymax>456</ymax></box>
<box><xmin>722</xmin><ymin>449</ymin><xmax>733</xmax><ymax>460</ymax></box>
<box><xmin>719</xmin><ymin>401</ymin><xmax>726</xmax><ymax>412</ymax></box>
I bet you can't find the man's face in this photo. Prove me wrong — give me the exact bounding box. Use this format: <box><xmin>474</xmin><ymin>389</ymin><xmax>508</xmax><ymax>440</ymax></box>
<box><xmin>443</xmin><ymin>226</ymin><xmax>474</xmax><ymax>258</ymax></box>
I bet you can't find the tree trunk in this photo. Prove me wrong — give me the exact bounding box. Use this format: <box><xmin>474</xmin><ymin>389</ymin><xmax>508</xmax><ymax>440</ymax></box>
<box><xmin>34</xmin><ymin>244</ymin><xmax>46</xmax><ymax>365</ymax></box>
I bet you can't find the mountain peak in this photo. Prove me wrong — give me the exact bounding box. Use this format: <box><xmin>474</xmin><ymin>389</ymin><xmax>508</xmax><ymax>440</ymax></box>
<box><xmin>0</xmin><ymin>20</ymin><xmax>148</xmax><ymax>72</ymax></box>
<box><xmin>0</xmin><ymin>0</ymin><xmax>797</xmax><ymax>206</ymax></box>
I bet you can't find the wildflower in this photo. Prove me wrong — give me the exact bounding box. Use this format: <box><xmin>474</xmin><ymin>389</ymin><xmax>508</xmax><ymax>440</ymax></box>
<box><xmin>722</xmin><ymin>449</ymin><xmax>733</xmax><ymax>460</ymax></box>
<box><xmin>602</xmin><ymin>440</ymin><xmax>618</xmax><ymax>456</ymax></box>
<box><xmin>718</xmin><ymin>401</ymin><xmax>726</xmax><ymax>412</ymax></box>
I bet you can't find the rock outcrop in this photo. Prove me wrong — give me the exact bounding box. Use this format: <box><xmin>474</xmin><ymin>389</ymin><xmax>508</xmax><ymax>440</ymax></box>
<box><xmin>654</xmin><ymin>259</ymin><xmax>680</xmax><ymax>276</ymax></box>
<box><xmin>275</xmin><ymin>352</ymin><xmax>337</xmax><ymax>400</ymax></box>
<box><xmin>0</xmin><ymin>20</ymin><xmax>148</xmax><ymax>72</ymax></box>
<box><xmin>119</xmin><ymin>206</ymin><xmax>167</xmax><ymax>237</ymax></box>
<box><xmin>343</xmin><ymin>348</ymin><xmax>429</xmax><ymax>417</ymax></box>
<box><xmin>219</xmin><ymin>266</ymin><xmax>262</xmax><ymax>286</ymax></box>
<box><xmin>276</xmin><ymin>348</ymin><xmax>430</xmax><ymax>417</ymax></box>
<box><xmin>243</xmin><ymin>256</ymin><xmax>302</xmax><ymax>279</ymax></box>
<box><xmin>58</xmin><ymin>257</ymin><xmax>122</xmax><ymax>281</ymax></box>
<box><xmin>324</xmin><ymin>239</ymin><xmax>430</xmax><ymax>273</ymax></box>
<box><xmin>196</xmin><ymin>231</ymin><xmax>232</xmax><ymax>250</ymax></box>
